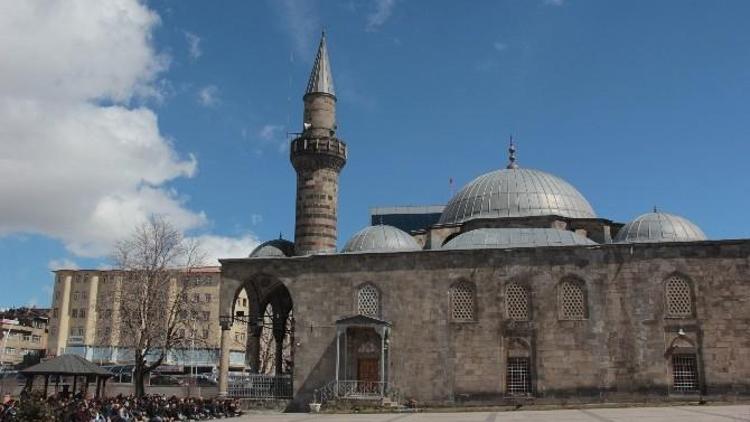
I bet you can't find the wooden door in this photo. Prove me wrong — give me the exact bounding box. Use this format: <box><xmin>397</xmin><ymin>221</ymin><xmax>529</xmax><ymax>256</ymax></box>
<box><xmin>357</xmin><ymin>358</ymin><xmax>380</xmax><ymax>393</ymax></box>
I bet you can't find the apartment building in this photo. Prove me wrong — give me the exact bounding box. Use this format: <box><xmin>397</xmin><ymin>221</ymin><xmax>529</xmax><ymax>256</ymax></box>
<box><xmin>47</xmin><ymin>267</ymin><xmax>248</xmax><ymax>372</ymax></box>
<box><xmin>0</xmin><ymin>308</ymin><xmax>49</xmax><ymax>368</ymax></box>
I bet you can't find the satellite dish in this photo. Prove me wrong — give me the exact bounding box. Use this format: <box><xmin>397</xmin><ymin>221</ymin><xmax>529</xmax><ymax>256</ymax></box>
<box><xmin>303</xmin><ymin>122</ymin><xmax>312</xmax><ymax>130</ymax></box>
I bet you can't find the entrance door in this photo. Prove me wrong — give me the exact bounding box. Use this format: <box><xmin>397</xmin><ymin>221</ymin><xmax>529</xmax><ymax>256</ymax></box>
<box><xmin>357</xmin><ymin>358</ymin><xmax>379</xmax><ymax>394</ymax></box>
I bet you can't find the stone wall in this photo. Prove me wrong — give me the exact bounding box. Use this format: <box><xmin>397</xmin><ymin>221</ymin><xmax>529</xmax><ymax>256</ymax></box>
<box><xmin>220</xmin><ymin>239</ymin><xmax>750</xmax><ymax>408</ymax></box>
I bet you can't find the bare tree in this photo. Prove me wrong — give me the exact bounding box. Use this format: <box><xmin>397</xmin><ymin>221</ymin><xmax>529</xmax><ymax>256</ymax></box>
<box><xmin>109</xmin><ymin>215</ymin><xmax>206</xmax><ymax>397</ymax></box>
<box><xmin>257</xmin><ymin>306</ymin><xmax>294</xmax><ymax>375</ymax></box>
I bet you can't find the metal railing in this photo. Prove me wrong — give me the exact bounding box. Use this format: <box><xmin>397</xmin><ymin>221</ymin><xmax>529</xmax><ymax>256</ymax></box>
<box><xmin>227</xmin><ymin>374</ymin><xmax>292</xmax><ymax>399</ymax></box>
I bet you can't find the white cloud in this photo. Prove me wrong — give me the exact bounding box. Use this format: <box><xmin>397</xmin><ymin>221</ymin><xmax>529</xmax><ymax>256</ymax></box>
<box><xmin>493</xmin><ymin>42</ymin><xmax>508</xmax><ymax>52</ymax></box>
<box><xmin>256</xmin><ymin>124</ymin><xmax>288</xmax><ymax>153</ymax></box>
<box><xmin>197</xmin><ymin>85</ymin><xmax>220</xmax><ymax>107</ymax></box>
<box><xmin>192</xmin><ymin>234</ymin><xmax>261</xmax><ymax>265</ymax></box>
<box><xmin>367</xmin><ymin>0</ymin><xmax>397</xmax><ymax>31</ymax></box>
<box><xmin>48</xmin><ymin>259</ymin><xmax>78</xmax><ymax>271</ymax></box>
<box><xmin>184</xmin><ymin>31</ymin><xmax>202</xmax><ymax>60</ymax></box>
<box><xmin>0</xmin><ymin>0</ymin><xmax>207</xmax><ymax>258</ymax></box>
<box><xmin>275</xmin><ymin>0</ymin><xmax>320</xmax><ymax>56</ymax></box>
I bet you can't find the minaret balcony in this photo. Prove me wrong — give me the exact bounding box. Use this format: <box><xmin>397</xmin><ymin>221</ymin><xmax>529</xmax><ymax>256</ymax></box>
<box><xmin>290</xmin><ymin>136</ymin><xmax>348</xmax><ymax>167</ymax></box>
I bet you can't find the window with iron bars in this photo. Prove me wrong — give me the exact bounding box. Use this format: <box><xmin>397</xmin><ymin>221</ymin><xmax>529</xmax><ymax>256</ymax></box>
<box><xmin>672</xmin><ymin>354</ymin><xmax>699</xmax><ymax>393</ymax></box>
<box><xmin>506</xmin><ymin>357</ymin><xmax>531</xmax><ymax>395</ymax></box>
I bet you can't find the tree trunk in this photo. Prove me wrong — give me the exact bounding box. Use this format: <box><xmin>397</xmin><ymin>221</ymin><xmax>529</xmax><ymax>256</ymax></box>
<box><xmin>133</xmin><ymin>355</ymin><xmax>147</xmax><ymax>398</ymax></box>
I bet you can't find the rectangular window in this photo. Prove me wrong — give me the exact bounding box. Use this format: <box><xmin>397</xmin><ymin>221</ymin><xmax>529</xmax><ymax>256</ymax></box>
<box><xmin>672</xmin><ymin>354</ymin><xmax>699</xmax><ymax>393</ymax></box>
<box><xmin>32</xmin><ymin>335</ymin><xmax>40</xmax><ymax>343</ymax></box>
<box><xmin>192</xmin><ymin>294</ymin><xmax>200</xmax><ymax>303</ymax></box>
<box><xmin>205</xmin><ymin>293</ymin><xmax>212</xmax><ymax>302</ymax></box>
<box><xmin>71</xmin><ymin>309</ymin><xmax>78</xmax><ymax>318</ymax></box>
<box><xmin>77</xmin><ymin>327</ymin><xmax>85</xmax><ymax>336</ymax></box>
<box><xmin>79</xmin><ymin>309</ymin><xmax>86</xmax><ymax>318</ymax></box>
<box><xmin>5</xmin><ymin>347</ymin><xmax>15</xmax><ymax>355</ymax></box>
<box><xmin>81</xmin><ymin>291</ymin><xmax>87</xmax><ymax>300</ymax></box>
<box><xmin>202</xmin><ymin>311</ymin><xmax>210</xmax><ymax>321</ymax></box>
<box><xmin>22</xmin><ymin>334</ymin><xmax>31</xmax><ymax>342</ymax></box>
<box><xmin>202</xmin><ymin>329</ymin><xmax>209</xmax><ymax>339</ymax></box>
<box><xmin>242</xmin><ymin>298</ymin><xmax>247</xmax><ymax>307</ymax></box>
<box><xmin>506</xmin><ymin>357</ymin><xmax>531</xmax><ymax>395</ymax></box>
<box><xmin>72</xmin><ymin>292</ymin><xmax>79</xmax><ymax>301</ymax></box>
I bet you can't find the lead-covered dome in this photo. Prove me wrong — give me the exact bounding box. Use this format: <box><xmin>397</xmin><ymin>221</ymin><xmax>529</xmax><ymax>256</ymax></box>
<box><xmin>442</xmin><ymin>228</ymin><xmax>596</xmax><ymax>250</ymax></box>
<box><xmin>614</xmin><ymin>211</ymin><xmax>707</xmax><ymax>243</ymax></box>
<box><xmin>342</xmin><ymin>225</ymin><xmax>421</xmax><ymax>253</ymax></box>
<box><xmin>249</xmin><ymin>239</ymin><xmax>295</xmax><ymax>258</ymax></box>
<box><xmin>439</xmin><ymin>168</ymin><xmax>596</xmax><ymax>225</ymax></box>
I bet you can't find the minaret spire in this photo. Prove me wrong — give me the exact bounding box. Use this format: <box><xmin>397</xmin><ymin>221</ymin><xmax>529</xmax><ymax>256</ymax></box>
<box><xmin>305</xmin><ymin>32</ymin><xmax>335</xmax><ymax>96</ymax></box>
<box><xmin>507</xmin><ymin>135</ymin><xmax>518</xmax><ymax>169</ymax></box>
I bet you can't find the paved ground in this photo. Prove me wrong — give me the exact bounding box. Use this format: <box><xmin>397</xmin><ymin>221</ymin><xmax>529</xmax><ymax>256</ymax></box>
<box><xmin>237</xmin><ymin>404</ymin><xmax>750</xmax><ymax>421</ymax></box>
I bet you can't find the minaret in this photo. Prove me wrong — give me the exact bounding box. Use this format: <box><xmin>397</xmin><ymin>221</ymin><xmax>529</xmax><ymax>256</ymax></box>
<box><xmin>290</xmin><ymin>33</ymin><xmax>347</xmax><ymax>255</ymax></box>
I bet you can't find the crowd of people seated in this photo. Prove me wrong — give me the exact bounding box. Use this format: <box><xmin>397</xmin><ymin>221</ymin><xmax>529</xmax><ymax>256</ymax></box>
<box><xmin>0</xmin><ymin>391</ymin><xmax>243</xmax><ymax>421</ymax></box>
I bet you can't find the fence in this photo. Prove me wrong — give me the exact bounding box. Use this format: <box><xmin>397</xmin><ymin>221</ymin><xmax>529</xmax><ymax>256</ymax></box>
<box><xmin>227</xmin><ymin>374</ymin><xmax>292</xmax><ymax>399</ymax></box>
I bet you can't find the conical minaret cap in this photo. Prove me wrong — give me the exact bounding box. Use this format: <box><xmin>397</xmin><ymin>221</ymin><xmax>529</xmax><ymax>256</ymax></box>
<box><xmin>305</xmin><ymin>32</ymin><xmax>335</xmax><ymax>96</ymax></box>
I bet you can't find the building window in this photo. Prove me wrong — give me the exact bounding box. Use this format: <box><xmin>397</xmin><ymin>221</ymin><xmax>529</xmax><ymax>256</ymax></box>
<box><xmin>202</xmin><ymin>311</ymin><xmax>210</xmax><ymax>321</ymax></box>
<box><xmin>507</xmin><ymin>357</ymin><xmax>531</xmax><ymax>394</ymax></box>
<box><xmin>357</xmin><ymin>284</ymin><xmax>379</xmax><ymax>317</ymax></box>
<box><xmin>672</xmin><ymin>354</ymin><xmax>699</xmax><ymax>393</ymax></box>
<box><xmin>22</xmin><ymin>334</ymin><xmax>31</xmax><ymax>342</ymax></box>
<box><xmin>71</xmin><ymin>309</ymin><xmax>78</xmax><ymax>318</ymax></box>
<box><xmin>665</xmin><ymin>275</ymin><xmax>693</xmax><ymax>318</ymax></box>
<box><xmin>203</xmin><ymin>329</ymin><xmax>209</xmax><ymax>339</ymax></box>
<box><xmin>32</xmin><ymin>335</ymin><xmax>40</xmax><ymax>343</ymax></box>
<box><xmin>450</xmin><ymin>282</ymin><xmax>475</xmax><ymax>322</ymax></box>
<box><xmin>506</xmin><ymin>282</ymin><xmax>530</xmax><ymax>321</ymax></box>
<box><xmin>205</xmin><ymin>293</ymin><xmax>212</xmax><ymax>303</ymax></box>
<box><xmin>4</xmin><ymin>347</ymin><xmax>15</xmax><ymax>355</ymax></box>
<box><xmin>72</xmin><ymin>292</ymin><xmax>79</xmax><ymax>301</ymax></box>
<box><xmin>558</xmin><ymin>279</ymin><xmax>587</xmax><ymax>320</ymax></box>
<box><xmin>79</xmin><ymin>309</ymin><xmax>86</xmax><ymax>319</ymax></box>
<box><xmin>192</xmin><ymin>294</ymin><xmax>200</xmax><ymax>303</ymax></box>
<box><xmin>81</xmin><ymin>292</ymin><xmax>87</xmax><ymax>300</ymax></box>
<box><xmin>242</xmin><ymin>298</ymin><xmax>247</xmax><ymax>307</ymax></box>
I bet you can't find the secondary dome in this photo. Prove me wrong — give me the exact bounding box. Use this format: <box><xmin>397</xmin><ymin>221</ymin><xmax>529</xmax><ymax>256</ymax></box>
<box><xmin>342</xmin><ymin>225</ymin><xmax>421</xmax><ymax>253</ymax></box>
<box><xmin>443</xmin><ymin>228</ymin><xmax>596</xmax><ymax>250</ymax></box>
<box><xmin>614</xmin><ymin>211</ymin><xmax>707</xmax><ymax>243</ymax></box>
<box><xmin>439</xmin><ymin>168</ymin><xmax>596</xmax><ymax>225</ymax></box>
<box><xmin>249</xmin><ymin>239</ymin><xmax>295</xmax><ymax>258</ymax></box>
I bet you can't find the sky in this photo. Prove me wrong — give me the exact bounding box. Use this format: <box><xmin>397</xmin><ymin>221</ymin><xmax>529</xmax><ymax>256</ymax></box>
<box><xmin>1</xmin><ymin>0</ymin><xmax>749</xmax><ymax>307</ymax></box>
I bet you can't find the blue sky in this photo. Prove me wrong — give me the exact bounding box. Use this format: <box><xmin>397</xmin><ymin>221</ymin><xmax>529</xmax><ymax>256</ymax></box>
<box><xmin>1</xmin><ymin>0</ymin><xmax>749</xmax><ymax>307</ymax></box>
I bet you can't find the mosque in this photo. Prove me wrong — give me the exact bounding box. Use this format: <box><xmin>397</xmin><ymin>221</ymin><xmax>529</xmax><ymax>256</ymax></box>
<box><xmin>216</xmin><ymin>34</ymin><xmax>750</xmax><ymax>409</ymax></box>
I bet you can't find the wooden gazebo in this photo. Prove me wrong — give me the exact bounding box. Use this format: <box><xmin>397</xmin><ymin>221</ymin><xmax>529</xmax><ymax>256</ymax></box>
<box><xmin>20</xmin><ymin>354</ymin><xmax>113</xmax><ymax>398</ymax></box>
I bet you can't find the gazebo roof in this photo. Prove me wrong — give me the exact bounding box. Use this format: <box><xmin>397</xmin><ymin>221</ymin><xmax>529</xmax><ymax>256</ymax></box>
<box><xmin>335</xmin><ymin>314</ymin><xmax>391</xmax><ymax>327</ymax></box>
<box><xmin>20</xmin><ymin>354</ymin><xmax>113</xmax><ymax>377</ymax></box>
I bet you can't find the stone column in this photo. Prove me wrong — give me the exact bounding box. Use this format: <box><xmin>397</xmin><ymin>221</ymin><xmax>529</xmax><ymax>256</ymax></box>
<box><xmin>218</xmin><ymin>317</ymin><xmax>232</xmax><ymax>397</ymax></box>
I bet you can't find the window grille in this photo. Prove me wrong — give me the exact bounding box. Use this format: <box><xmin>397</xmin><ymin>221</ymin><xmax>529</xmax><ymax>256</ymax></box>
<box><xmin>357</xmin><ymin>285</ymin><xmax>379</xmax><ymax>317</ymax></box>
<box><xmin>665</xmin><ymin>276</ymin><xmax>693</xmax><ymax>318</ymax></box>
<box><xmin>451</xmin><ymin>283</ymin><xmax>475</xmax><ymax>321</ymax></box>
<box><xmin>506</xmin><ymin>357</ymin><xmax>531</xmax><ymax>394</ymax></box>
<box><xmin>672</xmin><ymin>354</ymin><xmax>698</xmax><ymax>392</ymax></box>
<box><xmin>559</xmin><ymin>280</ymin><xmax>586</xmax><ymax>320</ymax></box>
<box><xmin>506</xmin><ymin>283</ymin><xmax>530</xmax><ymax>321</ymax></box>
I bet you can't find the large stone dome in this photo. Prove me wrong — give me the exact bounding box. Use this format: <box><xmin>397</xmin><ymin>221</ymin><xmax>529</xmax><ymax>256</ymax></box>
<box><xmin>439</xmin><ymin>168</ymin><xmax>596</xmax><ymax>225</ymax></box>
<box><xmin>249</xmin><ymin>238</ymin><xmax>295</xmax><ymax>258</ymax></box>
<box><xmin>442</xmin><ymin>228</ymin><xmax>596</xmax><ymax>250</ymax></box>
<box><xmin>342</xmin><ymin>225</ymin><xmax>421</xmax><ymax>253</ymax></box>
<box><xmin>614</xmin><ymin>211</ymin><xmax>707</xmax><ymax>243</ymax></box>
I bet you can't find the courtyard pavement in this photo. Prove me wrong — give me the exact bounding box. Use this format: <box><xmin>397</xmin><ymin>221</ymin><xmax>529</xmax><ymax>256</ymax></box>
<box><xmin>237</xmin><ymin>404</ymin><xmax>750</xmax><ymax>421</ymax></box>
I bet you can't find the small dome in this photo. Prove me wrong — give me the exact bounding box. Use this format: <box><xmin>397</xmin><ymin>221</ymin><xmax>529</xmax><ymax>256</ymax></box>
<box><xmin>442</xmin><ymin>228</ymin><xmax>597</xmax><ymax>250</ymax></box>
<box><xmin>614</xmin><ymin>211</ymin><xmax>707</xmax><ymax>243</ymax></box>
<box><xmin>249</xmin><ymin>239</ymin><xmax>295</xmax><ymax>258</ymax></box>
<box><xmin>439</xmin><ymin>168</ymin><xmax>595</xmax><ymax>225</ymax></box>
<box><xmin>342</xmin><ymin>225</ymin><xmax>421</xmax><ymax>253</ymax></box>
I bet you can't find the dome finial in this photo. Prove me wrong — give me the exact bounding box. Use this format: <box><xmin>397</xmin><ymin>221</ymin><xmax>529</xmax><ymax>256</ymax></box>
<box><xmin>506</xmin><ymin>135</ymin><xmax>518</xmax><ymax>169</ymax></box>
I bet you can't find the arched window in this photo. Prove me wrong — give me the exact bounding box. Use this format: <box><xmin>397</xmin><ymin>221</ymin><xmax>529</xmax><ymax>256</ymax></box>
<box><xmin>357</xmin><ymin>284</ymin><xmax>379</xmax><ymax>317</ymax></box>
<box><xmin>450</xmin><ymin>282</ymin><xmax>475</xmax><ymax>322</ymax></box>
<box><xmin>665</xmin><ymin>275</ymin><xmax>693</xmax><ymax>318</ymax></box>
<box><xmin>505</xmin><ymin>282</ymin><xmax>530</xmax><ymax>321</ymax></box>
<box><xmin>558</xmin><ymin>279</ymin><xmax>587</xmax><ymax>320</ymax></box>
